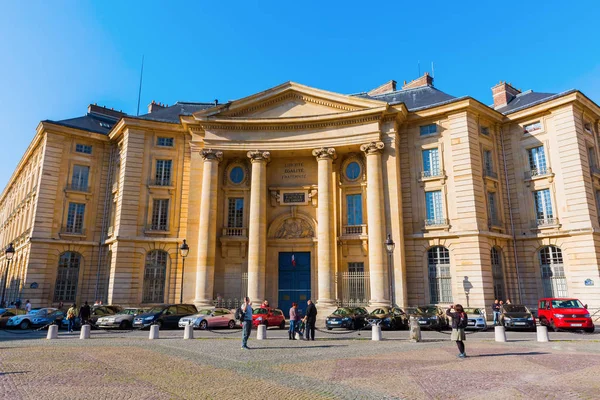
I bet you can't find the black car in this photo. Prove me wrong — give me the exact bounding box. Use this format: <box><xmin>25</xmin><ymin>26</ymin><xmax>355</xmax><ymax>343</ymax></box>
<box><xmin>325</xmin><ymin>307</ymin><xmax>369</xmax><ymax>330</ymax></box>
<box><xmin>60</xmin><ymin>305</ymin><xmax>123</xmax><ymax>330</ymax></box>
<box><xmin>366</xmin><ymin>307</ymin><xmax>409</xmax><ymax>330</ymax></box>
<box><xmin>133</xmin><ymin>304</ymin><xmax>198</xmax><ymax>329</ymax></box>
<box><xmin>499</xmin><ymin>304</ymin><xmax>536</xmax><ymax>331</ymax></box>
<box><xmin>406</xmin><ymin>305</ymin><xmax>449</xmax><ymax>330</ymax></box>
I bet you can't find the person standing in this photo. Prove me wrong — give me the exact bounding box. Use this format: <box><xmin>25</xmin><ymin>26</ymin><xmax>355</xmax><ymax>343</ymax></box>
<box><xmin>304</xmin><ymin>299</ymin><xmax>317</xmax><ymax>341</ymax></box>
<box><xmin>447</xmin><ymin>304</ymin><xmax>468</xmax><ymax>358</ymax></box>
<box><xmin>15</xmin><ymin>299</ymin><xmax>21</xmax><ymax>309</ymax></box>
<box><xmin>25</xmin><ymin>300</ymin><xmax>32</xmax><ymax>313</ymax></box>
<box><xmin>492</xmin><ymin>299</ymin><xmax>500</xmax><ymax>326</ymax></box>
<box><xmin>66</xmin><ymin>304</ymin><xmax>78</xmax><ymax>333</ymax></box>
<box><xmin>79</xmin><ymin>301</ymin><xmax>91</xmax><ymax>326</ymax></box>
<box><xmin>289</xmin><ymin>303</ymin><xmax>299</xmax><ymax>340</ymax></box>
<box><xmin>241</xmin><ymin>297</ymin><xmax>253</xmax><ymax>349</ymax></box>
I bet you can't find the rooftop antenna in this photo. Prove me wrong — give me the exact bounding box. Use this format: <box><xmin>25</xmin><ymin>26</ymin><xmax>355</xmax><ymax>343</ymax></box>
<box><xmin>136</xmin><ymin>55</ymin><xmax>145</xmax><ymax>116</ymax></box>
<box><xmin>431</xmin><ymin>62</ymin><xmax>435</xmax><ymax>79</ymax></box>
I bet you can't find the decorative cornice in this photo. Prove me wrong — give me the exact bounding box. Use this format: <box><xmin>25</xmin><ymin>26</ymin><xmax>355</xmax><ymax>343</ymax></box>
<box><xmin>199</xmin><ymin>114</ymin><xmax>382</xmax><ymax>132</ymax></box>
<box><xmin>312</xmin><ymin>147</ymin><xmax>337</xmax><ymax>160</ymax></box>
<box><xmin>201</xmin><ymin>149</ymin><xmax>223</xmax><ymax>162</ymax></box>
<box><xmin>247</xmin><ymin>151</ymin><xmax>271</xmax><ymax>163</ymax></box>
<box><xmin>360</xmin><ymin>141</ymin><xmax>385</xmax><ymax>155</ymax></box>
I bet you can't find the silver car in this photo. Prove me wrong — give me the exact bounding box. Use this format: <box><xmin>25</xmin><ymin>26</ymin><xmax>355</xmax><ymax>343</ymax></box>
<box><xmin>464</xmin><ymin>307</ymin><xmax>487</xmax><ymax>331</ymax></box>
<box><xmin>96</xmin><ymin>308</ymin><xmax>147</xmax><ymax>329</ymax></box>
<box><xmin>178</xmin><ymin>308</ymin><xmax>238</xmax><ymax>329</ymax></box>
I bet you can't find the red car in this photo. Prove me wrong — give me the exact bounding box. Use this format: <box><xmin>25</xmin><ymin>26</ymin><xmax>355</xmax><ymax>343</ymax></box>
<box><xmin>537</xmin><ymin>298</ymin><xmax>594</xmax><ymax>333</ymax></box>
<box><xmin>251</xmin><ymin>307</ymin><xmax>286</xmax><ymax>329</ymax></box>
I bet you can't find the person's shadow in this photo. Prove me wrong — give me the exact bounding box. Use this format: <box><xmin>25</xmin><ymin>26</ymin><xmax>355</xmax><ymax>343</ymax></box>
<box><xmin>462</xmin><ymin>276</ymin><xmax>473</xmax><ymax>307</ymax></box>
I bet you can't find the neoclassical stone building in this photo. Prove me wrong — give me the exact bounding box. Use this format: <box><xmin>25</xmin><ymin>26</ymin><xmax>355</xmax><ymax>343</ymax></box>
<box><xmin>1</xmin><ymin>73</ymin><xmax>600</xmax><ymax>314</ymax></box>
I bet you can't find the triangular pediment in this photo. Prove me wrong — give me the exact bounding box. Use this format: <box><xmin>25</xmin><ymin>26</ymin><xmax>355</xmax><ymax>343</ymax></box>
<box><xmin>193</xmin><ymin>82</ymin><xmax>388</xmax><ymax>120</ymax></box>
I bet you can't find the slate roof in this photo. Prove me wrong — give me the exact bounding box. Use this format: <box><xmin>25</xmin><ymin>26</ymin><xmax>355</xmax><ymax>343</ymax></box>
<box><xmin>354</xmin><ymin>85</ymin><xmax>457</xmax><ymax>111</ymax></box>
<box><xmin>44</xmin><ymin>113</ymin><xmax>118</xmax><ymax>135</ymax></box>
<box><xmin>495</xmin><ymin>89</ymin><xmax>576</xmax><ymax>114</ymax></box>
<box><xmin>136</xmin><ymin>102</ymin><xmax>215</xmax><ymax>123</ymax></box>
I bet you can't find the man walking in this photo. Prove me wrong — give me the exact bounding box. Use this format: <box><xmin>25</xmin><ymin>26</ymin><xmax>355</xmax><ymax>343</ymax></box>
<box><xmin>304</xmin><ymin>299</ymin><xmax>317</xmax><ymax>341</ymax></box>
<box><xmin>25</xmin><ymin>299</ymin><xmax>32</xmax><ymax>313</ymax></box>
<box><xmin>79</xmin><ymin>301</ymin><xmax>91</xmax><ymax>326</ymax></box>
<box><xmin>241</xmin><ymin>297</ymin><xmax>253</xmax><ymax>349</ymax></box>
<box><xmin>492</xmin><ymin>299</ymin><xmax>500</xmax><ymax>326</ymax></box>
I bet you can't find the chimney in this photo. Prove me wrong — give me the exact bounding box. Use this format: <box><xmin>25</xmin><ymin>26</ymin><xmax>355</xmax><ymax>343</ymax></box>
<box><xmin>402</xmin><ymin>72</ymin><xmax>434</xmax><ymax>90</ymax></box>
<box><xmin>491</xmin><ymin>81</ymin><xmax>521</xmax><ymax>109</ymax></box>
<box><xmin>367</xmin><ymin>80</ymin><xmax>397</xmax><ymax>96</ymax></box>
<box><xmin>87</xmin><ymin>104</ymin><xmax>127</xmax><ymax>119</ymax></box>
<box><xmin>147</xmin><ymin>100</ymin><xmax>167</xmax><ymax>114</ymax></box>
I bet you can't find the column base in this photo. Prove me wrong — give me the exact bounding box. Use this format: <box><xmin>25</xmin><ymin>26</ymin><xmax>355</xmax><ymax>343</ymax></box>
<box><xmin>369</xmin><ymin>300</ymin><xmax>392</xmax><ymax>308</ymax></box>
<box><xmin>194</xmin><ymin>299</ymin><xmax>214</xmax><ymax>309</ymax></box>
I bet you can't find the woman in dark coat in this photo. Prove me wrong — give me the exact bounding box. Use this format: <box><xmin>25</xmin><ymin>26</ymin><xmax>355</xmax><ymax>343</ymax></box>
<box><xmin>446</xmin><ymin>304</ymin><xmax>467</xmax><ymax>358</ymax></box>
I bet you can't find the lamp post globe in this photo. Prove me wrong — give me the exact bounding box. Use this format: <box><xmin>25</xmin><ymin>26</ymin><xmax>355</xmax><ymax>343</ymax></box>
<box><xmin>384</xmin><ymin>235</ymin><xmax>395</xmax><ymax>307</ymax></box>
<box><xmin>385</xmin><ymin>234</ymin><xmax>395</xmax><ymax>254</ymax></box>
<box><xmin>179</xmin><ymin>240</ymin><xmax>189</xmax><ymax>258</ymax></box>
<box><xmin>2</xmin><ymin>243</ymin><xmax>15</xmax><ymax>307</ymax></box>
<box><xmin>179</xmin><ymin>240</ymin><xmax>190</xmax><ymax>304</ymax></box>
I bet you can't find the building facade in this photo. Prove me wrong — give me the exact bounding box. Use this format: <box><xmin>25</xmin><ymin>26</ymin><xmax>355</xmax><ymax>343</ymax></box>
<box><xmin>1</xmin><ymin>74</ymin><xmax>600</xmax><ymax>315</ymax></box>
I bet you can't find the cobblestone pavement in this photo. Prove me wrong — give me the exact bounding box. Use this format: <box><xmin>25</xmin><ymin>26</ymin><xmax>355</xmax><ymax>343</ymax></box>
<box><xmin>0</xmin><ymin>329</ymin><xmax>599</xmax><ymax>399</ymax></box>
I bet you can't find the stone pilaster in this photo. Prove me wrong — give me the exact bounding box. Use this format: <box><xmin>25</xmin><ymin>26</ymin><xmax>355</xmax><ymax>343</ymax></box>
<box><xmin>312</xmin><ymin>147</ymin><xmax>336</xmax><ymax>306</ymax></box>
<box><xmin>194</xmin><ymin>149</ymin><xmax>222</xmax><ymax>308</ymax></box>
<box><xmin>361</xmin><ymin>141</ymin><xmax>389</xmax><ymax>306</ymax></box>
<box><xmin>246</xmin><ymin>150</ymin><xmax>270</xmax><ymax>306</ymax></box>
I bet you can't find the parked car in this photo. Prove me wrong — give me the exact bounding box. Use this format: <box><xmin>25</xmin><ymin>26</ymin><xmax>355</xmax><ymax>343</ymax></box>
<box><xmin>133</xmin><ymin>304</ymin><xmax>197</xmax><ymax>329</ymax></box>
<box><xmin>537</xmin><ymin>298</ymin><xmax>594</xmax><ymax>333</ymax></box>
<box><xmin>96</xmin><ymin>308</ymin><xmax>147</xmax><ymax>329</ymax></box>
<box><xmin>366</xmin><ymin>307</ymin><xmax>409</xmax><ymax>330</ymax></box>
<box><xmin>463</xmin><ymin>307</ymin><xmax>487</xmax><ymax>331</ymax></box>
<box><xmin>6</xmin><ymin>308</ymin><xmax>57</xmax><ymax>330</ymax></box>
<box><xmin>0</xmin><ymin>308</ymin><xmax>27</xmax><ymax>328</ymax></box>
<box><xmin>178</xmin><ymin>308</ymin><xmax>238</xmax><ymax>329</ymax></box>
<box><xmin>325</xmin><ymin>307</ymin><xmax>369</xmax><ymax>330</ymax></box>
<box><xmin>251</xmin><ymin>307</ymin><xmax>286</xmax><ymax>329</ymax></box>
<box><xmin>499</xmin><ymin>304</ymin><xmax>536</xmax><ymax>331</ymax></box>
<box><xmin>405</xmin><ymin>305</ymin><xmax>449</xmax><ymax>330</ymax></box>
<box><xmin>61</xmin><ymin>305</ymin><xmax>123</xmax><ymax>330</ymax></box>
<box><xmin>31</xmin><ymin>310</ymin><xmax>66</xmax><ymax>329</ymax></box>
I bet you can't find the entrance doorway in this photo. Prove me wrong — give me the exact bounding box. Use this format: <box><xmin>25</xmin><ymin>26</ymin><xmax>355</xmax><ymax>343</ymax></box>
<box><xmin>278</xmin><ymin>252</ymin><xmax>311</xmax><ymax>318</ymax></box>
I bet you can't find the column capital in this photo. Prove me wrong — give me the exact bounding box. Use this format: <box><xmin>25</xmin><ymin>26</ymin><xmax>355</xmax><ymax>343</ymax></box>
<box><xmin>201</xmin><ymin>148</ymin><xmax>223</xmax><ymax>162</ymax></box>
<box><xmin>247</xmin><ymin>150</ymin><xmax>271</xmax><ymax>163</ymax></box>
<box><xmin>360</xmin><ymin>141</ymin><xmax>385</xmax><ymax>155</ymax></box>
<box><xmin>312</xmin><ymin>147</ymin><xmax>337</xmax><ymax>160</ymax></box>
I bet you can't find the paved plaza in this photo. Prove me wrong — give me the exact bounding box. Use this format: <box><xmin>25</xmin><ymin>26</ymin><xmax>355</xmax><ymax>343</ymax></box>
<box><xmin>0</xmin><ymin>328</ymin><xmax>599</xmax><ymax>399</ymax></box>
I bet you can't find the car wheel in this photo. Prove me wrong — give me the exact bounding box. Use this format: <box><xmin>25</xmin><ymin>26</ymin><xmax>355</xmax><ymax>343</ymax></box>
<box><xmin>119</xmin><ymin>321</ymin><xmax>130</xmax><ymax>330</ymax></box>
<box><xmin>155</xmin><ymin>320</ymin><xmax>163</xmax><ymax>329</ymax></box>
<box><xmin>584</xmin><ymin>327</ymin><xmax>595</xmax><ymax>333</ymax></box>
<box><xmin>279</xmin><ymin>320</ymin><xmax>285</xmax><ymax>329</ymax></box>
<box><xmin>228</xmin><ymin>320</ymin><xmax>236</xmax><ymax>329</ymax></box>
<box><xmin>349</xmin><ymin>321</ymin><xmax>355</xmax><ymax>330</ymax></box>
<box><xmin>19</xmin><ymin>320</ymin><xmax>30</xmax><ymax>330</ymax></box>
<box><xmin>550</xmin><ymin>321</ymin><xmax>559</xmax><ymax>332</ymax></box>
<box><xmin>199</xmin><ymin>320</ymin><xmax>208</xmax><ymax>330</ymax></box>
<box><xmin>327</xmin><ymin>327</ymin><xmax>332</xmax><ymax>330</ymax></box>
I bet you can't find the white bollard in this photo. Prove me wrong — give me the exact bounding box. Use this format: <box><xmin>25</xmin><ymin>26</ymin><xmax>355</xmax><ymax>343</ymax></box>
<box><xmin>257</xmin><ymin>324</ymin><xmax>267</xmax><ymax>340</ymax></box>
<box><xmin>371</xmin><ymin>324</ymin><xmax>382</xmax><ymax>341</ymax></box>
<box><xmin>46</xmin><ymin>324</ymin><xmax>58</xmax><ymax>340</ymax></box>
<box><xmin>184</xmin><ymin>324</ymin><xmax>194</xmax><ymax>339</ymax></box>
<box><xmin>536</xmin><ymin>325</ymin><xmax>549</xmax><ymax>342</ymax></box>
<box><xmin>149</xmin><ymin>325</ymin><xmax>159</xmax><ymax>340</ymax></box>
<box><xmin>495</xmin><ymin>325</ymin><xmax>507</xmax><ymax>342</ymax></box>
<box><xmin>409</xmin><ymin>317</ymin><xmax>421</xmax><ymax>342</ymax></box>
<box><xmin>79</xmin><ymin>324</ymin><xmax>91</xmax><ymax>339</ymax></box>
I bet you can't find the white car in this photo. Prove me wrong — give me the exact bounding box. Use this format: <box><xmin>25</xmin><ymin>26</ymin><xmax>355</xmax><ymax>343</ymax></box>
<box><xmin>178</xmin><ymin>308</ymin><xmax>238</xmax><ymax>329</ymax></box>
<box><xmin>96</xmin><ymin>308</ymin><xmax>147</xmax><ymax>329</ymax></box>
<box><xmin>464</xmin><ymin>307</ymin><xmax>487</xmax><ymax>330</ymax></box>
<box><xmin>6</xmin><ymin>308</ymin><xmax>57</xmax><ymax>330</ymax></box>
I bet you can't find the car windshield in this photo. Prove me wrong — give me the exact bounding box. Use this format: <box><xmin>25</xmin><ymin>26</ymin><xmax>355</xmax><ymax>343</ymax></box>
<box><xmin>332</xmin><ymin>308</ymin><xmax>350</xmax><ymax>316</ymax></box>
<box><xmin>552</xmin><ymin>299</ymin><xmax>584</xmax><ymax>309</ymax></box>
<box><xmin>197</xmin><ymin>309</ymin><xmax>213</xmax><ymax>315</ymax></box>
<box><xmin>464</xmin><ymin>308</ymin><xmax>482</xmax><ymax>314</ymax></box>
<box><xmin>253</xmin><ymin>308</ymin><xmax>267</xmax><ymax>315</ymax></box>
<box><xmin>147</xmin><ymin>307</ymin><xmax>166</xmax><ymax>314</ymax></box>
<box><xmin>503</xmin><ymin>305</ymin><xmax>529</xmax><ymax>313</ymax></box>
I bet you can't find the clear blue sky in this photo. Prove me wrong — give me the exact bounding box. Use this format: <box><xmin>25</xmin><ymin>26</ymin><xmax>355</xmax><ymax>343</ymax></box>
<box><xmin>1</xmin><ymin>1</ymin><xmax>599</xmax><ymax>189</ymax></box>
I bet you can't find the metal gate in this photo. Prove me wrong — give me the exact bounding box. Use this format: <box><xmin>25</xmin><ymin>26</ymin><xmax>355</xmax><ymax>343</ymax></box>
<box><xmin>337</xmin><ymin>271</ymin><xmax>370</xmax><ymax>307</ymax></box>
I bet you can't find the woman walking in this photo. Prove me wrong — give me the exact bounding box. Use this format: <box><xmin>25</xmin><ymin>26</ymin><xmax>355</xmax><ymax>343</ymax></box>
<box><xmin>66</xmin><ymin>303</ymin><xmax>77</xmax><ymax>333</ymax></box>
<box><xmin>447</xmin><ymin>304</ymin><xmax>468</xmax><ymax>358</ymax></box>
<box><xmin>288</xmin><ymin>303</ymin><xmax>299</xmax><ymax>340</ymax></box>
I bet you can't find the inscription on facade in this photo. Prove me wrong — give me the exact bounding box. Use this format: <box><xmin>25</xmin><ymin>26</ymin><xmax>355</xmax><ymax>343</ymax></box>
<box><xmin>282</xmin><ymin>162</ymin><xmax>306</xmax><ymax>180</ymax></box>
<box><xmin>283</xmin><ymin>192</ymin><xmax>305</xmax><ymax>203</ymax></box>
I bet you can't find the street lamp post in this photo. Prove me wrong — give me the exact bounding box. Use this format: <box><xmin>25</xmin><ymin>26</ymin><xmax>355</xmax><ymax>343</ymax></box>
<box><xmin>2</xmin><ymin>243</ymin><xmax>15</xmax><ymax>307</ymax></box>
<box><xmin>179</xmin><ymin>240</ymin><xmax>189</xmax><ymax>304</ymax></box>
<box><xmin>385</xmin><ymin>234</ymin><xmax>395</xmax><ymax>307</ymax></box>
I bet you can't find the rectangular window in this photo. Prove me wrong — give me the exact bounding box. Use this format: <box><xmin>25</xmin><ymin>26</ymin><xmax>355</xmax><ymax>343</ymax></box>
<box><xmin>155</xmin><ymin>160</ymin><xmax>172</xmax><ymax>186</ymax></box>
<box><xmin>71</xmin><ymin>165</ymin><xmax>89</xmax><ymax>191</ymax></box>
<box><xmin>480</xmin><ymin>126</ymin><xmax>490</xmax><ymax>136</ymax></box>
<box><xmin>483</xmin><ymin>150</ymin><xmax>494</xmax><ymax>176</ymax></box>
<box><xmin>596</xmin><ymin>191</ymin><xmax>600</xmax><ymax>219</ymax></box>
<box><xmin>425</xmin><ymin>190</ymin><xmax>443</xmax><ymax>224</ymax></box>
<box><xmin>66</xmin><ymin>202</ymin><xmax>85</xmax><ymax>233</ymax></box>
<box><xmin>157</xmin><ymin>137</ymin><xmax>174</xmax><ymax>147</ymax></box>
<box><xmin>346</xmin><ymin>194</ymin><xmax>363</xmax><ymax>226</ymax></box>
<box><xmin>488</xmin><ymin>192</ymin><xmax>498</xmax><ymax>224</ymax></box>
<box><xmin>528</xmin><ymin>146</ymin><xmax>547</xmax><ymax>176</ymax></box>
<box><xmin>534</xmin><ymin>189</ymin><xmax>553</xmax><ymax>221</ymax></box>
<box><xmin>348</xmin><ymin>262</ymin><xmax>364</xmax><ymax>273</ymax></box>
<box><xmin>524</xmin><ymin>121</ymin><xmax>542</xmax><ymax>133</ymax></box>
<box><xmin>75</xmin><ymin>144</ymin><xmax>92</xmax><ymax>154</ymax></box>
<box><xmin>422</xmin><ymin>148</ymin><xmax>440</xmax><ymax>177</ymax></box>
<box><xmin>227</xmin><ymin>198</ymin><xmax>244</xmax><ymax>228</ymax></box>
<box><xmin>588</xmin><ymin>147</ymin><xmax>596</xmax><ymax>169</ymax></box>
<box><xmin>420</xmin><ymin>124</ymin><xmax>437</xmax><ymax>136</ymax></box>
<box><xmin>151</xmin><ymin>199</ymin><xmax>169</xmax><ymax>231</ymax></box>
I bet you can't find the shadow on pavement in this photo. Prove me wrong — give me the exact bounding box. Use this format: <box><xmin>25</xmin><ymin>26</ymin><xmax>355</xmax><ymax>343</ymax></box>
<box><xmin>0</xmin><ymin>371</ymin><xmax>30</xmax><ymax>375</ymax></box>
<box><xmin>473</xmin><ymin>351</ymin><xmax>549</xmax><ymax>357</ymax></box>
<box><xmin>250</xmin><ymin>345</ymin><xmax>348</xmax><ymax>350</ymax></box>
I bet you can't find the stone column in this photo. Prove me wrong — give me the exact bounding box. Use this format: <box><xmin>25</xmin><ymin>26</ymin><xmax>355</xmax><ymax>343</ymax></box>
<box><xmin>246</xmin><ymin>151</ymin><xmax>270</xmax><ymax>306</ymax></box>
<box><xmin>361</xmin><ymin>141</ymin><xmax>389</xmax><ymax>306</ymax></box>
<box><xmin>194</xmin><ymin>149</ymin><xmax>222</xmax><ymax>308</ymax></box>
<box><xmin>312</xmin><ymin>147</ymin><xmax>336</xmax><ymax>306</ymax></box>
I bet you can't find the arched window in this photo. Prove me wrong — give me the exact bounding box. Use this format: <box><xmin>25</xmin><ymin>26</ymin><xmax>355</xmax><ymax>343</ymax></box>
<box><xmin>143</xmin><ymin>250</ymin><xmax>168</xmax><ymax>303</ymax></box>
<box><xmin>539</xmin><ymin>246</ymin><xmax>567</xmax><ymax>297</ymax></box>
<box><xmin>491</xmin><ymin>247</ymin><xmax>505</xmax><ymax>300</ymax></box>
<box><xmin>54</xmin><ymin>252</ymin><xmax>81</xmax><ymax>302</ymax></box>
<box><xmin>428</xmin><ymin>246</ymin><xmax>452</xmax><ymax>303</ymax></box>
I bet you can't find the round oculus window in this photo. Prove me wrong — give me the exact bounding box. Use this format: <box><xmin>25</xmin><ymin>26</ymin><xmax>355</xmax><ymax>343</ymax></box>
<box><xmin>229</xmin><ymin>166</ymin><xmax>245</xmax><ymax>184</ymax></box>
<box><xmin>345</xmin><ymin>162</ymin><xmax>361</xmax><ymax>180</ymax></box>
